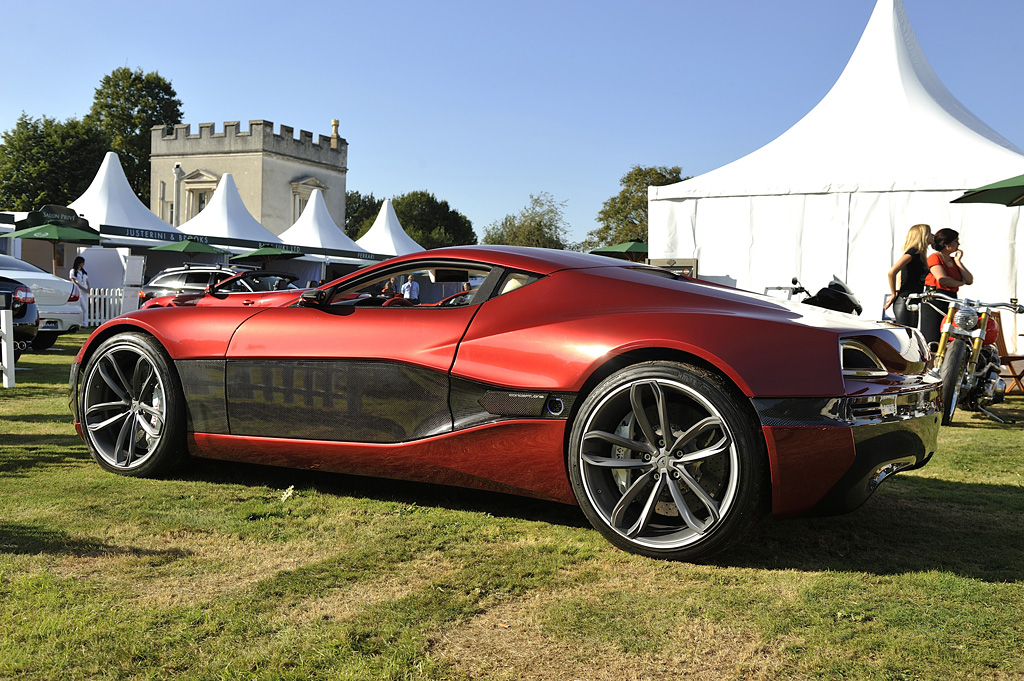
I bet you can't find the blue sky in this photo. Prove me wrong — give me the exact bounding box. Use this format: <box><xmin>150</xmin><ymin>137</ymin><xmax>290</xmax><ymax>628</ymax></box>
<box><xmin>3</xmin><ymin>0</ymin><xmax>1022</xmax><ymax>243</ymax></box>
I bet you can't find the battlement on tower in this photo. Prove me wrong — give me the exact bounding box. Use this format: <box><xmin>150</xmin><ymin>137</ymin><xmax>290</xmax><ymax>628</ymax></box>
<box><xmin>151</xmin><ymin>120</ymin><xmax>347</xmax><ymax>169</ymax></box>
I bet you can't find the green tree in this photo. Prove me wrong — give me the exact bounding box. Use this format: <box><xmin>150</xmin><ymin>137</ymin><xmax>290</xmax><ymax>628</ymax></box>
<box><xmin>0</xmin><ymin>113</ymin><xmax>109</xmax><ymax>211</ymax></box>
<box><xmin>85</xmin><ymin>67</ymin><xmax>183</xmax><ymax>204</ymax></box>
<box><xmin>391</xmin><ymin>190</ymin><xmax>476</xmax><ymax>249</ymax></box>
<box><xmin>482</xmin><ymin>192</ymin><xmax>573</xmax><ymax>249</ymax></box>
<box><xmin>345</xmin><ymin>190</ymin><xmax>383</xmax><ymax>240</ymax></box>
<box><xmin>583</xmin><ymin>165</ymin><xmax>688</xmax><ymax>249</ymax></box>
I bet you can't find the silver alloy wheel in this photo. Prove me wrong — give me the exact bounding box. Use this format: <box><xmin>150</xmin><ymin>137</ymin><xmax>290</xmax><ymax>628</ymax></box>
<box><xmin>82</xmin><ymin>340</ymin><xmax>168</xmax><ymax>470</ymax></box>
<box><xmin>577</xmin><ymin>378</ymin><xmax>740</xmax><ymax>551</ymax></box>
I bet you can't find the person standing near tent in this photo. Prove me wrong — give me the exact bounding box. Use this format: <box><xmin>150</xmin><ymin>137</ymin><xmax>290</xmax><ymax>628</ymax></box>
<box><xmin>920</xmin><ymin>228</ymin><xmax>973</xmax><ymax>346</ymax></box>
<box><xmin>884</xmin><ymin>224</ymin><xmax>932</xmax><ymax>327</ymax></box>
<box><xmin>70</xmin><ymin>256</ymin><xmax>90</xmax><ymax>325</ymax></box>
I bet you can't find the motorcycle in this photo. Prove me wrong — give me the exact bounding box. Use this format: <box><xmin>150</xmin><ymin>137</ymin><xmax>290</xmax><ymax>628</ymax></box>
<box><xmin>764</xmin><ymin>276</ymin><xmax>864</xmax><ymax>315</ymax></box>
<box><xmin>907</xmin><ymin>290</ymin><xmax>1024</xmax><ymax>425</ymax></box>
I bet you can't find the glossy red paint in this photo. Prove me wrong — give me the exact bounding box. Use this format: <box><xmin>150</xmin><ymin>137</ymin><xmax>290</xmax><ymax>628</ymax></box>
<box><xmin>454</xmin><ymin>267</ymin><xmax>848</xmax><ymax>397</ymax></box>
<box><xmin>762</xmin><ymin>426</ymin><xmax>857</xmax><ymax>517</ymax></box>
<box><xmin>77</xmin><ymin>307</ymin><xmax>266</xmax><ymax>363</ymax></box>
<box><xmin>189</xmin><ymin>419</ymin><xmax>576</xmax><ymax>504</ymax></box>
<box><xmin>225</xmin><ymin>305</ymin><xmax>477</xmax><ymax>374</ymax></box>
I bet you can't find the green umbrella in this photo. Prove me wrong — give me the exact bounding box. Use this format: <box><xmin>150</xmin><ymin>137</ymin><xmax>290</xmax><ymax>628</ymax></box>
<box><xmin>149</xmin><ymin>238</ymin><xmax>228</xmax><ymax>261</ymax></box>
<box><xmin>590</xmin><ymin>240</ymin><xmax>648</xmax><ymax>262</ymax></box>
<box><xmin>1</xmin><ymin>222</ymin><xmax>104</xmax><ymax>274</ymax></box>
<box><xmin>230</xmin><ymin>246</ymin><xmax>303</xmax><ymax>268</ymax></box>
<box><xmin>951</xmin><ymin>172</ymin><xmax>1024</xmax><ymax>206</ymax></box>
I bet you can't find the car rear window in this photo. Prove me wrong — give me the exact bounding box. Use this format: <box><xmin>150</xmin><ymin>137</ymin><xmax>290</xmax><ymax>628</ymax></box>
<box><xmin>0</xmin><ymin>254</ymin><xmax>47</xmax><ymax>274</ymax></box>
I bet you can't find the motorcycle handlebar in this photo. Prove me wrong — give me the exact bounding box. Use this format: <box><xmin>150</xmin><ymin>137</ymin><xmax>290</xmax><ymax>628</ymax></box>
<box><xmin>906</xmin><ymin>291</ymin><xmax>1024</xmax><ymax>314</ymax></box>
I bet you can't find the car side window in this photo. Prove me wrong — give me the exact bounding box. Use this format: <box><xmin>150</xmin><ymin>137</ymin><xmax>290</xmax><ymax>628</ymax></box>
<box><xmin>491</xmin><ymin>271</ymin><xmax>542</xmax><ymax>298</ymax></box>
<box><xmin>221</xmin><ymin>277</ymin><xmax>253</xmax><ymax>293</ymax></box>
<box><xmin>182</xmin><ymin>273</ymin><xmax>212</xmax><ymax>288</ymax></box>
<box><xmin>155</xmin><ymin>273</ymin><xmax>185</xmax><ymax>289</ymax></box>
<box><xmin>328</xmin><ymin>264</ymin><xmax>492</xmax><ymax>308</ymax></box>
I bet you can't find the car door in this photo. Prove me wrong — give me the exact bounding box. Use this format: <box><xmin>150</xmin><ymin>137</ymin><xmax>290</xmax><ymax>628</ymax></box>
<box><xmin>223</xmin><ymin>295</ymin><xmax>481</xmax><ymax>444</ymax></box>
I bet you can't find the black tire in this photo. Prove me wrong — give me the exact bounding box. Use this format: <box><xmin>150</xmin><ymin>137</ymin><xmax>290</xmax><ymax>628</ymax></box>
<box><xmin>79</xmin><ymin>332</ymin><xmax>187</xmax><ymax>476</ymax></box>
<box><xmin>939</xmin><ymin>339</ymin><xmax>969</xmax><ymax>425</ymax></box>
<box><xmin>31</xmin><ymin>332</ymin><xmax>57</xmax><ymax>351</ymax></box>
<box><xmin>568</xmin><ymin>361</ymin><xmax>768</xmax><ymax>561</ymax></box>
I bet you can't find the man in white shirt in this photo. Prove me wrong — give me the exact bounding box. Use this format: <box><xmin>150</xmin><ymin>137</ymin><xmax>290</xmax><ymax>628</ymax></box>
<box><xmin>400</xmin><ymin>275</ymin><xmax>420</xmax><ymax>304</ymax></box>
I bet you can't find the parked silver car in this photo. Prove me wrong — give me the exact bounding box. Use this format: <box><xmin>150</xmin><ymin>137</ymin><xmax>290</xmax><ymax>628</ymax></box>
<box><xmin>0</xmin><ymin>254</ymin><xmax>83</xmax><ymax>350</ymax></box>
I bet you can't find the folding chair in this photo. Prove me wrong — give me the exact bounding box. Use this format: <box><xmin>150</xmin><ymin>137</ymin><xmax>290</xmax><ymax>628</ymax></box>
<box><xmin>995</xmin><ymin>312</ymin><xmax>1024</xmax><ymax>395</ymax></box>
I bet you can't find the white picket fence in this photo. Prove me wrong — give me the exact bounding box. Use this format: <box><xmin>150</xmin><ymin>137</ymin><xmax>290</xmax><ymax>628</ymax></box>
<box><xmin>85</xmin><ymin>288</ymin><xmax>124</xmax><ymax>327</ymax></box>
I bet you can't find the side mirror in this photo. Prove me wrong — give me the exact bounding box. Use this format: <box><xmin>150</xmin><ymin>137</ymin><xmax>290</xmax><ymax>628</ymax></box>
<box><xmin>299</xmin><ymin>289</ymin><xmax>326</xmax><ymax>307</ymax></box>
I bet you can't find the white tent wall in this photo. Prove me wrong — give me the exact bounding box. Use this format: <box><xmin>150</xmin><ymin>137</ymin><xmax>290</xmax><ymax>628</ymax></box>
<box><xmin>651</xmin><ymin>192</ymin><xmax>1023</xmax><ymax>351</ymax></box>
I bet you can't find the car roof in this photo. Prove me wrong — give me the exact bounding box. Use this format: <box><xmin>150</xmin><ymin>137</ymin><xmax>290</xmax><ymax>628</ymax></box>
<box><xmin>376</xmin><ymin>245</ymin><xmax>650</xmax><ymax>276</ymax></box>
<box><xmin>155</xmin><ymin>264</ymin><xmax>242</xmax><ymax>274</ymax></box>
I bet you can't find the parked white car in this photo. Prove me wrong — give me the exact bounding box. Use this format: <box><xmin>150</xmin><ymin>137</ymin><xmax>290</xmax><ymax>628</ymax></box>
<box><xmin>0</xmin><ymin>253</ymin><xmax>83</xmax><ymax>350</ymax></box>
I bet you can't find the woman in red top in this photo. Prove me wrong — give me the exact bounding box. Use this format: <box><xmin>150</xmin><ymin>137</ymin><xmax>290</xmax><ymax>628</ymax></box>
<box><xmin>920</xmin><ymin>228</ymin><xmax>974</xmax><ymax>345</ymax></box>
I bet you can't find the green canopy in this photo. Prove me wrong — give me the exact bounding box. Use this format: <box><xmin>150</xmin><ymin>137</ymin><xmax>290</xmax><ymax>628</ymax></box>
<box><xmin>951</xmin><ymin>172</ymin><xmax>1024</xmax><ymax>207</ymax></box>
<box><xmin>1</xmin><ymin>222</ymin><xmax>104</xmax><ymax>274</ymax></box>
<box><xmin>149</xmin><ymin>238</ymin><xmax>228</xmax><ymax>261</ymax></box>
<box><xmin>589</xmin><ymin>240</ymin><xmax>648</xmax><ymax>262</ymax></box>
<box><xmin>230</xmin><ymin>246</ymin><xmax>303</xmax><ymax>267</ymax></box>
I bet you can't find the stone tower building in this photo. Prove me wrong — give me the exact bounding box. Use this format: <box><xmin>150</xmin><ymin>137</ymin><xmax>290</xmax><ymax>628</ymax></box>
<box><xmin>149</xmin><ymin>120</ymin><xmax>348</xmax><ymax>235</ymax></box>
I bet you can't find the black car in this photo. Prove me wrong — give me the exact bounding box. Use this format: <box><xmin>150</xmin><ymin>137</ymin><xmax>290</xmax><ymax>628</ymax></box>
<box><xmin>0</xmin><ymin>275</ymin><xmax>39</xmax><ymax>363</ymax></box>
<box><xmin>139</xmin><ymin>263</ymin><xmax>252</xmax><ymax>304</ymax></box>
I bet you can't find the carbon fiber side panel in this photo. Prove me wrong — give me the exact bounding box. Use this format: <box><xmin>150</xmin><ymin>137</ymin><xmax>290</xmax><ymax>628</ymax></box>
<box><xmin>226</xmin><ymin>360</ymin><xmax>451</xmax><ymax>443</ymax></box>
<box><xmin>176</xmin><ymin>359</ymin><xmax>228</xmax><ymax>433</ymax></box>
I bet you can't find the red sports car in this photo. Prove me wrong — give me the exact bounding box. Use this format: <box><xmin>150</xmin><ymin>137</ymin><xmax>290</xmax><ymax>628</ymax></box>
<box><xmin>141</xmin><ymin>270</ymin><xmax>303</xmax><ymax>309</ymax></box>
<box><xmin>69</xmin><ymin>246</ymin><xmax>940</xmax><ymax>561</ymax></box>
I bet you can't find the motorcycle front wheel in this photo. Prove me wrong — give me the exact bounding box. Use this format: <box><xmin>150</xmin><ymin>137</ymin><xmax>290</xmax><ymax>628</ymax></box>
<box><xmin>939</xmin><ymin>338</ymin><xmax>969</xmax><ymax>425</ymax></box>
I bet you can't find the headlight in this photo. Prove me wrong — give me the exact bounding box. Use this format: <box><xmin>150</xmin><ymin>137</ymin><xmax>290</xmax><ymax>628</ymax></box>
<box><xmin>841</xmin><ymin>340</ymin><xmax>888</xmax><ymax>377</ymax></box>
<box><xmin>953</xmin><ymin>308</ymin><xmax>978</xmax><ymax>331</ymax></box>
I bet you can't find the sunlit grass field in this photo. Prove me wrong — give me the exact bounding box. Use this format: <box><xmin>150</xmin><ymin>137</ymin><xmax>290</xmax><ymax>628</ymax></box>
<box><xmin>2</xmin><ymin>333</ymin><xmax>1023</xmax><ymax>680</ymax></box>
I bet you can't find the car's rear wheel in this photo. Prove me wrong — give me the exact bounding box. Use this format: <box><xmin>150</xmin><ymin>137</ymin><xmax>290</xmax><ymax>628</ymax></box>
<box><xmin>568</xmin><ymin>361</ymin><xmax>767</xmax><ymax>561</ymax></box>
<box><xmin>80</xmin><ymin>332</ymin><xmax>186</xmax><ymax>476</ymax></box>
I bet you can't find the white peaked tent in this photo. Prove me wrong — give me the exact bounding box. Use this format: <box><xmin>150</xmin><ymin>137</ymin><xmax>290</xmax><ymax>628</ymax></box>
<box><xmin>279</xmin><ymin>189</ymin><xmax>367</xmax><ymax>254</ymax></box>
<box><xmin>68</xmin><ymin>151</ymin><xmax>182</xmax><ymax>288</ymax></box>
<box><xmin>356</xmin><ymin>199</ymin><xmax>424</xmax><ymax>256</ymax></box>
<box><xmin>179</xmin><ymin>173</ymin><xmax>282</xmax><ymax>245</ymax></box>
<box><xmin>70</xmin><ymin>152</ymin><xmax>176</xmax><ymax>234</ymax></box>
<box><xmin>649</xmin><ymin>0</ymin><xmax>1024</xmax><ymax>344</ymax></box>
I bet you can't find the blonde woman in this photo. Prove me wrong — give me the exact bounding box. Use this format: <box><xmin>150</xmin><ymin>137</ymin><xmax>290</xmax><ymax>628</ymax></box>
<box><xmin>884</xmin><ymin>224</ymin><xmax>932</xmax><ymax>327</ymax></box>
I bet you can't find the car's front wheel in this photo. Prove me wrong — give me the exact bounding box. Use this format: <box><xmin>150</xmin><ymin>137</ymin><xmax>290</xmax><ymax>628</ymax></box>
<box><xmin>80</xmin><ymin>332</ymin><xmax>186</xmax><ymax>476</ymax></box>
<box><xmin>568</xmin><ymin>361</ymin><xmax>767</xmax><ymax>561</ymax></box>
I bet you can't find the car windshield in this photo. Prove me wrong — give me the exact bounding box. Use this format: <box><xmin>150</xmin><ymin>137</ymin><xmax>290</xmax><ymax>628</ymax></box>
<box><xmin>0</xmin><ymin>254</ymin><xmax>47</xmax><ymax>274</ymax></box>
<box><xmin>221</xmin><ymin>273</ymin><xmax>297</xmax><ymax>293</ymax></box>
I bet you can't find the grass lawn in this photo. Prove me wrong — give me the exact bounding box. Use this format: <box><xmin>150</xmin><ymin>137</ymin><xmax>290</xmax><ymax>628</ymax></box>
<box><xmin>2</xmin><ymin>332</ymin><xmax>1023</xmax><ymax>680</ymax></box>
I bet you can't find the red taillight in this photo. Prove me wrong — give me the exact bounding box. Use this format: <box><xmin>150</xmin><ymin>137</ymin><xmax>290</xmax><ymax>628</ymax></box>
<box><xmin>14</xmin><ymin>285</ymin><xmax>34</xmax><ymax>304</ymax></box>
<box><xmin>68</xmin><ymin>283</ymin><xmax>80</xmax><ymax>303</ymax></box>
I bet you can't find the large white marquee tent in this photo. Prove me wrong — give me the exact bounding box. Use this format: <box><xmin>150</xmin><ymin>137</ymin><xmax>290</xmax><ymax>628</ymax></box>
<box><xmin>649</xmin><ymin>0</ymin><xmax>1023</xmax><ymax>349</ymax></box>
<box><xmin>356</xmin><ymin>199</ymin><xmax>424</xmax><ymax>256</ymax></box>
